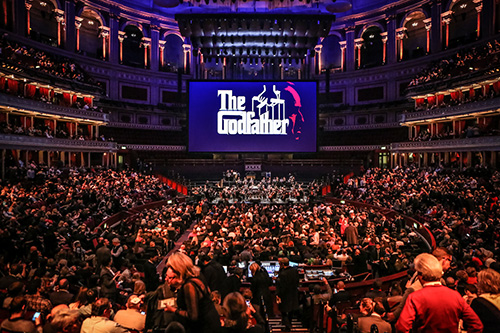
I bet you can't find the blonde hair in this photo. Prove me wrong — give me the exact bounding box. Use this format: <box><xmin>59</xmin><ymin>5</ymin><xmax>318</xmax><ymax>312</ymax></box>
<box><xmin>415</xmin><ymin>253</ymin><xmax>443</xmax><ymax>282</ymax></box>
<box><xmin>249</xmin><ymin>262</ymin><xmax>260</xmax><ymax>276</ymax></box>
<box><xmin>478</xmin><ymin>268</ymin><xmax>500</xmax><ymax>294</ymax></box>
<box><xmin>166</xmin><ymin>252</ymin><xmax>200</xmax><ymax>281</ymax></box>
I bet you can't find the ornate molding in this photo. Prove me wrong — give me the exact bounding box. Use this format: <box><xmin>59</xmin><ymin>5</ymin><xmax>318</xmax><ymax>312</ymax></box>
<box><xmin>320</xmin><ymin>145</ymin><xmax>383</xmax><ymax>151</ymax></box>
<box><xmin>120</xmin><ymin>144</ymin><xmax>186</xmax><ymax>151</ymax></box>
<box><xmin>107</xmin><ymin>122</ymin><xmax>182</xmax><ymax>131</ymax></box>
<box><xmin>323</xmin><ymin>122</ymin><xmax>401</xmax><ymax>131</ymax></box>
<box><xmin>391</xmin><ymin>136</ymin><xmax>500</xmax><ymax>152</ymax></box>
<box><xmin>0</xmin><ymin>134</ymin><xmax>118</xmax><ymax>152</ymax></box>
<box><xmin>0</xmin><ymin>93</ymin><xmax>108</xmax><ymax>123</ymax></box>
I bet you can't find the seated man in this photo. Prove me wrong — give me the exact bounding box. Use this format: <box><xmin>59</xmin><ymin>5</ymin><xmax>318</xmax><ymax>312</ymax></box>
<box><xmin>81</xmin><ymin>298</ymin><xmax>129</xmax><ymax>333</ymax></box>
<box><xmin>0</xmin><ymin>296</ymin><xmax>37</xmax><ymax>333</ymax></box>
<box><xmin>114</xmin><ymin>295</ymin><xmax>146</xmax><ymax>332</ymax></box>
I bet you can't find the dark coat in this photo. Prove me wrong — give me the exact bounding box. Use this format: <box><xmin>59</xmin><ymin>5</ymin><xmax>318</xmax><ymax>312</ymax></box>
<box><xmin>49</xmin><ymin>290</ymin><xmax>74</xmax><ymax>306</ymax></box>
<box><xmin>345</xmin><ymin>225</ymin><xmax>359</xmax><ymax>245</ymax></box>
<box><xmin>201</xmin><ymin>260</ymin><xmax>226</xmax><ymax>293</ymax></box>
<box><xmin>276</xmin><ymin>266</ymin><xmax>300</xmax><ymax>313</ymax></box>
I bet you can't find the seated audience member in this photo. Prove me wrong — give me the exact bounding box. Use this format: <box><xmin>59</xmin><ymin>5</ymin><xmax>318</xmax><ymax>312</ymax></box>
<box><xmin>80</xmin><ymin>298</ymin><xmax>129</xmax><ymax>333</ymax></box>
<box><xmin>357</xmin><ymin>298</ymin><xmax>392</xmax><ymax>333</ymax></box>
<box><xmin>0</xmin><ymin>296</ymin><xmax>37</xmax><ymax>333</ymax></box>
<box><xmin>471</xmin><ymin>268</ymin><xmax>500</xmax><ymax>333</ymax></box>
<box><xmin>396</xmin><ymin>253</ymin><xmax>483</xmax><ymax>333</ymax></box>
<box><xmin>312</xmin><ymin>278</ymin><xmax>333</xmax><ymax>305</ymax></box>
<box><xmin>329</xmin><ymin>281</ymin><xmax>351</xmax><ymax>305</ymax></box>
<box><xmin>25</xmin><ymin>279</ymin><xmax>53</xmax><ymax>316</ymax></box>
<box><xmin>49</xmin><ymin>279</ymin><xmax>74</xmax><ymax>306</ymax></box>
<box><xmin>49</xmin><ymin>309</ymin><xmax>81</xmax><ymax>333</ymax></box>
<box><xmin>114</xmin><ymin>295</ymin><xmax>146</xmax><ymax>332</ymax></box>
<box><xmin>222</xmin><ymin>292</ymin><xmax>263</xmax><ymax>333</ymax></box>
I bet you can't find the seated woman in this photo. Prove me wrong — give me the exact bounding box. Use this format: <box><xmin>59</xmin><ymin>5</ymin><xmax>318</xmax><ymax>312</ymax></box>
<box><xmin>163</xmin><ymin>252</ymin><xmax>221</xmax><ymax>333</ymax></box>
<box><xmin>357</xmin><ymin>298</ymin><xmax>392</xmax><ymax>333</ymax></box>
<box><xmin>222</xmin><ymin>292</ymin><xmax>263</xmax><ymax>333</ymax></box>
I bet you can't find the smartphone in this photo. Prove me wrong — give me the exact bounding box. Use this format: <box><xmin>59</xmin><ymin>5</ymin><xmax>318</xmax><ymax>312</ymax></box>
<box><xmin>245</xmin><ymin>300</ymin><xmax>251</xmax><ymax>307</ymax></box>
<box><xmin>32</xmin><ymin>312</ymin><xmax>41</xmax><ymax>322</ymax></box>
<box><xmin>140</xmin><ymin>311</ymin><xmax>145</xmax><ymax>315</ymax></box>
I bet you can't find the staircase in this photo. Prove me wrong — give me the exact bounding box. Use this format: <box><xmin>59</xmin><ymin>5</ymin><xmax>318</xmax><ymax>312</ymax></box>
<box><xmin>268</xmin><ymin>318</ymin><xmax>309</xmax><ymax>332</ymax></box>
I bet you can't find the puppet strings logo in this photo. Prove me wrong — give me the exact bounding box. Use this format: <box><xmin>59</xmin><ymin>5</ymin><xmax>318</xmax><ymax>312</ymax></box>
<box><xmin>217</xmin><ymin>85</ymin><xmax>290</xmax><ymax>135</ymax></box>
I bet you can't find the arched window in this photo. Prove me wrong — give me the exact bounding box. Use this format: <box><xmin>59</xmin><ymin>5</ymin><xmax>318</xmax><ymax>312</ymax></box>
<box><xmin>321</xmin><ymin>35</ymin><xmax>342</xmax><ymax>71</ymax></box>
<box><xmin>122</xmin><ymin>24</ymin><xmax>144</xmax><ymax>68</ymax></box>
<box><xmin>30</xmin><ymin>0</ymin><xmax>58</xmax><ymax>46</ymax></box>
<box><xmin>162</xmin><ymin>34</ymin><xmax>184</xmax><ymax>72</ymax></box>
<box><xmin>448</xmin><ymin>0</ymin><xmax>478</xmax><ymax>48</ymax></box>
<box><xmin>403</xmin><ymin>11</ymin><xmax>427</xmax><ymax>60</ymax></box>
<box><xmin>78</xmin><ymin>9</ymin><xmax>102</xmax><ymax>58</ymax></box>
<box><xmin>361</xmin><ymin>26</ymin><xmax>383</xmax><ymax>68</ymax></box>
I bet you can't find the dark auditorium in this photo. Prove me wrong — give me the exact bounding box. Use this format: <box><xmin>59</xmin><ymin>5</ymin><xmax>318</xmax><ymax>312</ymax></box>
<box><xmin>1</xmin><ymin>0</ymin><xmax>500</xmax><ymax>332</ymax></box>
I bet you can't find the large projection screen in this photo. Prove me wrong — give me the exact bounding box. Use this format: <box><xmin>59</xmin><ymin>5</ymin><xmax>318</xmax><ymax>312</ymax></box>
<box><xmin>188</xmin><ymin>81</ymin><xmax>317</xmax><ymax>153</ymax></box>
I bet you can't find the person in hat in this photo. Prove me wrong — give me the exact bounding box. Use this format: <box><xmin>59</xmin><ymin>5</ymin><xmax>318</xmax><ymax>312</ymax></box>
<box><xmin>114</xmin><ymin>295</ymin><xmax>146</xmax><ymax>331</ymax></box>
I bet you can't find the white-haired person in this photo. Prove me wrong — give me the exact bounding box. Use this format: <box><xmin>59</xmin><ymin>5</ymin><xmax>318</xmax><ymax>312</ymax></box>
<box><xmin>163</xmin><ymin>252</ymin><xmax>221</xmax><ymax>333</ymax></box>
<box><xmin>396</xmin><ymin>253</ymin><xmax>483</xmax><ymax>333</ymax></box>
<box><xmin>114</xmin><ymin>295</ymin><xmax>146</xmax><ymax>332</ymax></box>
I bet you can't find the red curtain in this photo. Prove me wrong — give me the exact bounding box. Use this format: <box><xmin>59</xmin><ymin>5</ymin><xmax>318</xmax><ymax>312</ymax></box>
<box><xmin>0</xmin><ymin>113</ymin><xmax>6</xmax><ymax>122</ymax></box>
<box><xmin>63</xmin><ymin>93</ymin><xmax>71</xmax><ymax>106</ymax></box>
<box><xmin>416</xmin><ymin>98</ymin><xmax>425</xmax><ymax>106</ymax></box>
<box><xmin>450</xmin><ymin>91</ymin><xmax>459</xmax><ymax>100</ymax></box>
<box><xmin>7</xmin><ymin>79</ymin><xmax>18</xmax><ymax>94</ymax></box>
<box><xmin>39</xmin><ymin>87</ymin><xmax>49</xmax><ymax>97</ymax></box>
<box><xmin>72</xmin><ymin>95</ymin><xmax>78</xmax><ymax>105</ymax></box>
<box><xmin>437</xmin><ymin>94</ymin><xmax>444</xmax><ymax>104</ymax></box>
<box><xmin>469</xmin><ymin>88</ymin><xmax>475</xmax><ymax>98</ymax></box>
<box><xmin>493</xmin><ymin>82</ymin><xmax>500</xmax><ymax>93</ymax></box>
<box><xmin>26</xmin><ymin>84</ymin><xmax>37</xmax><ymax>98</ymax></box>
<box><xmin>0</xmin><ymin>77</ymin><xmax>5</xmax><ymax>91</ymax></box>
<box><xmin>484</xmin><ymin>84</ymin><xmax>490</xmax><ymax>95</ymax></box>
<box><xmin>427</xmin><ymin>95</ymin><xmax>436</xmax><ymax>105</ymax></box>
<box><xmin>84</xmin><ymin>97</ymin><xmax>92</xmax><ymax>106</ymax></box>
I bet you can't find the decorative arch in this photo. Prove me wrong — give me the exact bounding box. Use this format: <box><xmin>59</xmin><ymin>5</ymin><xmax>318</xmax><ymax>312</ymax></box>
<box><xmin>77</xmin><ymin>6</ymin><xmax>106</xmax><ymax>27</ymax></box>
<box><xmin>358</xmin><ymin>23</ymin><xmax>385</xmax><ymax>39</ymax></box>
<box><xmin>47</xmin><ymin>0</ymin><xmax>61</xmax><ymax>10</ymax></box>
<box><xmin>162</xmin><ymin>30</ymin><xmax>184</xmax><ymax>41</ymax></box>
<box><xmin>400</xmin><ymin>9</ymin><xmax>430</xmax><ymax>28</ymax></box>
<box><xmin>445</xmin><ymin>0</ymin><xmax>465</xmax><ymax>12</ymax></box>
<box><xmin>121</xmin><ymin>21</ymin><xmax>148</xmax><ymax>38</ymax></box>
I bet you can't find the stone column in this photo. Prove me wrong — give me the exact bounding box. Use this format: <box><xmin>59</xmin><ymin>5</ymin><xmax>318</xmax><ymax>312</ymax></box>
<box><xmin>159</xmin><ymin>40</ymin><xmax>166</xmax><ymax>69</ymax></box>
<box><xmin>441</xmin><ymin>11</ymin><xmax>453</xmax><ymax>49</ymax></box>
<box><xmin>118</xmin><ymin>31</ymin><xmax>126</xmax><ymax>63</ymax></box>
<box><xmin>150</xmin><ymin>26</ymin><xmax>160</xmax><ymax>71</ymax></box>
<box><xmin>473</xmin><ymin>0</ymin><xmax>482</xmax><ymax>39</ymax></box>
<box><xmin>395</xmin><ymin>27</ymin><xmax>406</xmax><ymax>61</ymax></box>
<box><xmin>386</xmin><ymin>15</ymin><xmax>397</xmax><ymax>64</ymax></box>
<box><xmin>99</xmin><ymin>26</ymin><xmax>110</xmax><ymax>60</ymax></box>
<box><xmin>423</xmin><ymin>18</ymin><xmax>432</xmax><ymax>54</ymax></box>
<box><xmin>142</xmin><ymin>37</ymin><xmax>151</xmax><ymax>68</ymax></box>
<box><xmin>354</xmin><ymin>38</ymin><xmax>363</xmax><ymax>69</ymax></box>
<box><xmin>183</xmin><ymin>43</ymin><xmax>192</xmax><ymax>74</ymax></box>
<box><xmin>64</xmin><ymin>0</ymin><xmax>75</xmax><ymax>52</ymax></box>
<box><xmin>75</xmin><ymin>17</ymin><xmax>83</xmax><ymax>52</ymax></box>
<box><xmin>339</xmin><ymin>41</ymin><xmax>346</xmax><ymax>72</ymax></box>
<box><xmin>380</xmin><ymin>32</ymin><xmax>388</xmax><ymax>64</ymax></box>
<box><xmin>314</xmin><ymin>44</ymin><xmax>323</xmax><ymax>75</ymax></box>
<box><xmin>345</xmin><ymin>27</ymin><xmax>355</xmax><ymax>72</ymax></box>
<box><xmin>54</xmin><ymin>9</ymin><xmax>65</xmax><ymax>47</ymax></box>
<box><xmin>25</xmin><ymin>0</ymin><xmax>32</xmax><ymax>36</ymax></box>
<box><xmin>109</xmin><ymin>14</ymin><xmax>119</xmax><ymax>64</ymax></box>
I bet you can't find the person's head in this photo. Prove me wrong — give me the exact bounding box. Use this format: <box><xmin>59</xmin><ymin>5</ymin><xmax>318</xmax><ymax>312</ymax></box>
<box><xmin>359</xmin><ymin>298</ymin><xmax>374</xmax><ymax>315</ymax></box>
<box><xmin>336</xmin><ymin>281</ymin><xmax>345</xmax><ymax>290</ymax></box>
<box><xmin>126</xmin><ymin>295</ymin><xmax>142</xmax><ymax>310</ymax></box>
<box><xmin>210</xmin><ymin>291</ymin><xmax>221</xmax><ymax>305</ymax></box>
<box><xmin>222</xmin><ymin>292</ymin><xmax>247</xmax><ymax>321</ymax></box>
<box><xmin>432</xmin><ymin>247</ymin><xmax>452</xmax><ymax>272</ymax></box>
<box><xmin>59</xmin><ymin>279</ymin><xmax>70</xmax><ymax>291</ymax></box>
<box><xmin>9</xmin><ymin>295</ymin><xmax>26</xmax><ymax>314</ymax></box>
<box><xmin>477</xmin><ymin>268</ymin><xmax>500</xmax><ymax>295</ymax></box>
<box><xmin>249</xmin><ymin>262</ymin><xmax>260</xmax><ymax>277</ymax></box>
<box><xmin>279</xmin><ymin>257</ymin><xmax>289</xmax><ymax>269</ymax></box>
<box><xmin>389</xmin><ymin>282</ymin><xmax>402</xmax><ymax>296</ymax></box>
<box><xmin>415</xmin><ymin>253</ymin><xmax>443</xmax><ymax>283</ymax></box>
<box><xmin>465</xmin><ymin>284</ymin><xmax>478</xmax><ymax>297</ymax></box>
<box><xmin>50</xmin><ymin>309</ymin><xmax>81</xmax><ymax>333</ymax></box>
<box><xmin>91</xmin><ymin>298</ymin><xmax>112</xmax><ymax>318</ymax></box>
<box><xmin>445</xmin><ymin>276</ymin><xmax>456</xmax><ymax>289</ymax></box>
<box><xmin>165</xmin><ymin>252</ymin><xmax>200</xmax><ymax>289</ymax></box>
<box><xmin>8</xmin><ymin>281</ymin><xmax>25</xmax><ymax>297</ymax></box>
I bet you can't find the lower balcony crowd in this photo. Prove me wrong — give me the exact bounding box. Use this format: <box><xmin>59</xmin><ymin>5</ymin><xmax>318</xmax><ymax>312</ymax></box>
<box><xmin>0</xmin><ymin>163</ymin><xmax>498</xmax><ymax>333</ymax></box>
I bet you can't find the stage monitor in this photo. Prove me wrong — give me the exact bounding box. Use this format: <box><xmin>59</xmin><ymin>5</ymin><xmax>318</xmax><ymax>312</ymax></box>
<box><xmin>188</xmin><ymin>81</ymin><xmax>317</xmax><ymax>152</ymax></box>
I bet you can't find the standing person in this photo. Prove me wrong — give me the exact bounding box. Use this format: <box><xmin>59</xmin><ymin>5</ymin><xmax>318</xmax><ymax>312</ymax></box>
<box><xmin>249</xmin><ymin>262</ymin><xmax>273</xmax><ymax>317</ymax></box>
<box><xmin>276</xmin><ymin>257</ymin><xmax>300</xmax><ymax>332</ymax></box>
<box><xmin>162</xmin><ymin>252</ymin><xmax>221</xmax><ymax>333</ymax></box>
<box><xmin>395</xmin><ymin>253</ymin><xmax>483</xmax><ymax>333</ymax></box>
<box><xmin>200</xmin><ymin>254</ymin><xmax>226</xmax><ymax>294</ymax></box>
<box><xmin>470</xmin><ymin>268</ymin><xmax>500</xmax><ymax>333</ymax></box>
<box><xmin>357</xmin><ymin>298</ymin><xmax>392</xmax><ymax>333</ymax></box>
<box><xmin>344</xmin><ymin>221</ymin><xmax>359</xmax><ymax>246</ymax></box>
<box><xmin>100</xmin><ymin>258</ymin><xmax>120</xmax><ymax>301</ymax></box>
